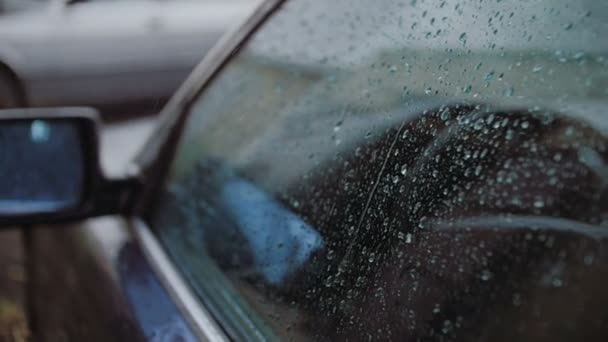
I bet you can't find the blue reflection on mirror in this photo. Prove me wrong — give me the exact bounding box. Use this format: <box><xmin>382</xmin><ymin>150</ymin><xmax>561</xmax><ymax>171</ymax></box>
<box><xmin>0</xmin><ymin>120</ymin><xmax>85</xmax><ymax>214</ymax></box>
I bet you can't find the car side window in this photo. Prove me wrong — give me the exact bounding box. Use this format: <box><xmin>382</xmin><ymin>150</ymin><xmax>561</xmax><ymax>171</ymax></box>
<box><xmin>149</xmin><ymin>0</ymin><xmax>608</xmax><ymax>340</ymax></box>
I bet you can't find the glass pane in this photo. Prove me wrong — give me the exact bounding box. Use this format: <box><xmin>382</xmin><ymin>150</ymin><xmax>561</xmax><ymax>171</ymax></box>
<box><xmin>150</xmin><ymin>0</ymin><xmax>608</xmax><ymax>340</ymax></box>
<box><xmin>0</xmin><ymin>120</ymin><xmax>84</xmax><ymax>213</ymax></box>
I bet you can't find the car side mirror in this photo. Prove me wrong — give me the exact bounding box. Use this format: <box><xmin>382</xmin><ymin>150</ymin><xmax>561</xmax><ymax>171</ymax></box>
<box><xmin>0</xmin><ymin>108</ymin><xmax>141</xmax><ymax>227</ymax></box>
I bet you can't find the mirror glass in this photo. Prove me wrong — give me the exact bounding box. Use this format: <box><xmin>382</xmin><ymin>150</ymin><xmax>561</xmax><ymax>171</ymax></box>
<box><xmin>0</xmin><ymin>119</ymin><xmax>86</xmax><ymax>214</ymax></box>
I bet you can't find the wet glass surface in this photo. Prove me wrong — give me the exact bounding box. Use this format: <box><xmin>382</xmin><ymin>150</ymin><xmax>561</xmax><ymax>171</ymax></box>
<box><xmin>150</xmin><ymin>0</ymin><xmax>608</xmax><ymax>340</ymax></box>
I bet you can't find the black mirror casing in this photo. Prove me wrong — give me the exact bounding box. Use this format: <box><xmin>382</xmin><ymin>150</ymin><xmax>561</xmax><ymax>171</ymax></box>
<box><xmin>0</xmin><ymin>108</ymin><xmax>141</xmax><ymax>227</ymax></box>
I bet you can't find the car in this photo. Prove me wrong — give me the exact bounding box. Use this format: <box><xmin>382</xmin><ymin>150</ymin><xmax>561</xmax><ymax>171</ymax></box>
<box><xmin>0</xmin><ymin>0</ymin><xmax>44</xmax><ymax>14</ymax></box>
<box><xmin>0</xmin><ymin>0</ymin><xmax>607</xmax><ymax>340</ymax></box>
<box><xmin>0</xmin><ymin>0</ymin><xmax>258</xmax><ymax>110</ymax></box>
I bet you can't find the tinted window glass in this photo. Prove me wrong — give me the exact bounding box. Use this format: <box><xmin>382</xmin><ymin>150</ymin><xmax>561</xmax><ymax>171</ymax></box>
<box><xmin>150</xmin><ymin>0</ymin><xmax>608</xmax><ymax>340</ymax></box>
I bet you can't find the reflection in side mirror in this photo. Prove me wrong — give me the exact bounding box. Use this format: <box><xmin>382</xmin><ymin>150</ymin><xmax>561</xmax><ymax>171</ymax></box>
<box><xmin>0</xmin><ymin>108</ymin><xmax>141</xmax><ymax>227</ymax></box>
<box><xmin>0</xmin><ymin>119</ymin><xmax>85</xmax><ymax>214</ymax></box>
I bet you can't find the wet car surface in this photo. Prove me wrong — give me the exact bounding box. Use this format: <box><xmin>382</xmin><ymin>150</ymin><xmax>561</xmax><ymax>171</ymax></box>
<box><xmin>0</xmin><ymin>0</ymin><xmax>605</xmax><ymax>341</ymax></box>
<box><xmin>149</xmin><ymin>0</ymin><xmax>608</xmax><ymax>340</ymax></box>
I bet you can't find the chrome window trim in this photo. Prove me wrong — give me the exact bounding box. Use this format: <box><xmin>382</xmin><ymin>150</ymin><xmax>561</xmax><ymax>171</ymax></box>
<box><xmin>133</xmin><ymin>0</ymin><xmax>285</xmax><ymax>171</ymax></box>
<box><xmin>128</xmin><ymin>0</ymin><xmax>286</xmax><ymax>339</ymax></box>
<box><xmin>130</xmin><ymin>218</ymin><xmax>228</xmax><ymax>342</ymax></box>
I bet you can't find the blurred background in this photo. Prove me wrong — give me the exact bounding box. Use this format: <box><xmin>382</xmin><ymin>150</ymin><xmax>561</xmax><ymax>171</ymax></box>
<box><xmin>0</xmin><ymin>0</ymin><xmax>258</xmax><ymax>339</ymax></box>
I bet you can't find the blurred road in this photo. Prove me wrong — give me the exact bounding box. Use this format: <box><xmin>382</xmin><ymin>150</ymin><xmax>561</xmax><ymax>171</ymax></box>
<box><xmin>0</xmin><ymin>116</ymin><xmax>157</xmax><ymax>341</ymax></box>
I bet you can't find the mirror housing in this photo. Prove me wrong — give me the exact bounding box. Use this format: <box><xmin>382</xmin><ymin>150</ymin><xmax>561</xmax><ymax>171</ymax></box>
<box><xmin>0</xmin><ymin>108</ymin><xmax>141</xmax><ymax>227</ymax></box>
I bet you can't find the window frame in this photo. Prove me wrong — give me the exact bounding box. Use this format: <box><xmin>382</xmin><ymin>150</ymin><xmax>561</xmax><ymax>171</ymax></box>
<box><xmin>130</xmin><ymin>0</ymin><xmax>288</xmax><ymax>339</ymax></box>
<box><xmin>133</xmin><ymin>0</ymin><xmax>286</xmax><ymax>216</ymax></box>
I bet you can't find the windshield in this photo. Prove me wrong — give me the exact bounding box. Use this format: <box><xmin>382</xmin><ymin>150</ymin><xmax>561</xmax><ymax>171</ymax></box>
<box><xmin>150</xmin><ymin>0</ymin><xmax>608</xmax><ymax>340</ymax></box>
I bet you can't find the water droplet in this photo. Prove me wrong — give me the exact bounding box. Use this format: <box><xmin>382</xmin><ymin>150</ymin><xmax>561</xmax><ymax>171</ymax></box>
<box><xmin>520</xmin><ymin>121</ymin><xmax>530</xmax><ymax>129</ymax></box>
<box><xmin>480</xmin><ymin>269</ymin><xmax>493</xmax><ymax>281</ymax></box>
<box><xmin>496</xmin><ymin>172</ymin><xmax>505</xmax><ymax>183</ymax></box>
<box><xmin>511</xmin><ymin>196</ymin><xmax>522</xmax><ymax>206</ymax></box>
<box><xmin>563</xmin><ymin>23</ymin><xmax>573</xmax><ymax>30</ymax></box>
<box><xmin>458</xmin><ymin>32</ymin><xmax>467</xmax><ymax>45</ymax></box>
<box><xmin>504</xmin><ymin>87</ymin><xmax>515</xmax><ymax>97</ymax></box>
<box><xmin>425</xmin><ymin>87</ymin><xmax>433</xmax><ymax>95</ymax></box>
<box><xmin>333</xmin><ymin>121</ymin><xmax>342</xmax><ymax>132</ymax></box>
<box><xmin>512</xmin><ymin>293</ymin><xmax>521</xmax><ymax>306</ymax></box>
<box><xmin>368</xmin><ymin>253</ymin><xmax>376</xmax><ymax>263</ymax></box>
<box><xmin>473</xmin><ymin>119</ymin><xmax>484</xmax><ymax>130</ymax></box>
<box><xmin>442</xmin><ymin>320</ymin><xmax>452</xmax><ymax>334</ymax></box>
<box><xmin>551</xmin><ymin>278</ymin><xmax>563</xmax><ymax>288</ymax></box>
<box><xmin>533</xmin><ymin>198</ymin><xmax>545</xmax><ymax>208</ymax></box>
<box><xmin>564</xmin><ymin>126</ymin><xmax>575</xmax><ymax>137</ymax></box>
<box><xmin>553</xmin><ymin>153</ymin><xmax>562</xmax><ymax>162</ymax></box>
<box><xmin>400</xmin><ymin>164</ymin><xmax>408</xmax><ymax>176</ymax></box>
<box><xmin>532</xmin><ymin>65</ymin><xmax>544</xmax><ymax>73</ymax></box>
<box><xmin>462</xmin><ymin>85</ymin><xmax>473</xmax><ymax>93</ymax></box>
<box><xmin>389</xmin><ymin>65</ymin><xmax>398</xmax><ymax>73</ymax></box>
<box><xmin>485</xmin><ymin>71</ymin><xmax>495</xmax><ymax>81</ymax></box>
<box><xmin>405</xmin><ymin>233</ymin><xmax>413</xmax><ymax>244</ymax></box>
<box><xmin>480</xmin><ymin>148</ymin><xmax>489</xmax><ymax>158</ymax></box>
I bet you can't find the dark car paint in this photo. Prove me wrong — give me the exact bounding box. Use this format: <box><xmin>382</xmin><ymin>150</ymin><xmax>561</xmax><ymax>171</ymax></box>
<box><xmin>27</xmin><ymin>220</ymin><xmax>198</xmax><ymax>341</ymax></box>
<box><xmin>118</xmin><ymin>242</ymin><xmax>197</xmax><ymax>341</ymax></box>
<box><xmin>27</xmin><ymin>224</ymin><xmax>145</xmax><ymax>341</ymax></box>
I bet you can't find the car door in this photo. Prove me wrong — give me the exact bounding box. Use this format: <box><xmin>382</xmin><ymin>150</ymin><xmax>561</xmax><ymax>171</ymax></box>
<box><xmin>139</xmin><ymin>0</ymin><xmax>608</xmax><ymax>340</ymax></box>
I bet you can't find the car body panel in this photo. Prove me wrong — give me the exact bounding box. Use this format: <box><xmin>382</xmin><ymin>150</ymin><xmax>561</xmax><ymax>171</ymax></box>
<box><xmin>0</xmin><ymin>0</ymin><xmax>258</xmax><ymax>107</ymax></box>
<box><xmin>29</xmin><ymin>217</ymin><xmax>207</xmax><ymax>341</ymax></box>
<box><xmin>0</xmin><ymin>0</ymin><xmax>46</xmax><ymax>14</ymax></box>
<box><xmin>28</xmin><ymin>219</ymin><xmax>145</xmax><ymax>341</ymax></box>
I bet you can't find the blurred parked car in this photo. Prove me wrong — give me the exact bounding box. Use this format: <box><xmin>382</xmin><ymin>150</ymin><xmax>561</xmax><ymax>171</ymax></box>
<box><xmin>0</xmin><ymin>0</ymin><xmax>607</xmax><ymax>341</ymax></box>
<box><xmin>0</xmin><ymin>0</ymin><xmax>257</xmax><ymax>109</ymax></box>
<box><xmin>0</xmin><ymin>0</ymin><xmax>45</xmax><ymax>14</ymax></box>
